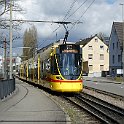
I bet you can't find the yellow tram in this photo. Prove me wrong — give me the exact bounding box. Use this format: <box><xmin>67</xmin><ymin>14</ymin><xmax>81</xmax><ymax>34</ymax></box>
<box><xmin>19</xmin><ymin>41</ymin><xmax>83</xmax><ymax>92</ymax></box>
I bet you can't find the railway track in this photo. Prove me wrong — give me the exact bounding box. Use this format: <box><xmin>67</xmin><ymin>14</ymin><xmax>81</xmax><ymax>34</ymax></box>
<box><xmin>84</xmin><ymin>86</ymin><xmax>124</xmax><ymax>101</ymax></box>
<box><xmin>63</xmin><ymin>92</ymin><xmax>124</xmax><ymax>124</ymax></box>
<box><xmin>16</xmin><ymin>77</ymin><xmax>124</xmax><ymax>123</ymax></box>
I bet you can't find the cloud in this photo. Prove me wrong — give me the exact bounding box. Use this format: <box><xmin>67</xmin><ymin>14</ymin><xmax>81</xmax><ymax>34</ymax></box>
<box><xmin>1</xmin><ymin>0</ymin><xmax>124</xmax><ymax>55</ymax></box>
<box><xmin>106</xmin><ymin>0</ymin><xmax>116</xmax><ymax>4</ymax></box>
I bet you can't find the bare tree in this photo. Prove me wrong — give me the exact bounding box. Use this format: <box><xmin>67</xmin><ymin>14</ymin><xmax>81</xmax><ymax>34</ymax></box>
<box><xmin>0</xmin><ymin>0</ymin><xmax>7</xmax><ymax>16</ymax></box>
<box><xmin>97</xmin><ymin>32</ymin><xmax>106</xmax><ymax>41</ymax></box>
<box><xmin>0</xmin><ymin>0</ymin><xmax>24</xmax><ymax>29</ymax></box>
<box><xmin>23</xmin><ymin>25</ymin><xmax>38</xmax><ymax>61</ymax></box>
<box><xmin>0</xmin><ymin>0</ymin><xmax>23</xmax><ymax>16</ymax></box>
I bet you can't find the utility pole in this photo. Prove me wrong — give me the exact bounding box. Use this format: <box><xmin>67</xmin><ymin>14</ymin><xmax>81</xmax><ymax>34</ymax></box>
<box><xmin>4</xmin><ymin>37</ymin><xmax>7</xmax><ymax>79</ymax></box>
<box><xmin>120</xmin><ymin>4</ymin><xmax>124</xmax><ymax>22</ymax></box>
<box><xmin>9</xmin><ymin>0</ymin><xmax>13</xmax><ymax>79</ymax></box>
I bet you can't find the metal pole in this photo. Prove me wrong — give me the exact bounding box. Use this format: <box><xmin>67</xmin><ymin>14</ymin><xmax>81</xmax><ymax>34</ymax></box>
<box><xmin>4</xmin><ymin>37</ymin><xmax>7</xmax><ymax>79</ymax></box>
<box><xmin>2</xmin><ymin>53</ymin><xmax>4</xmax><ymax>78</ymax></box>
<box><xmin>120</xmin><ymin>4</ymin><xmax>124</xmax><ymax>22</ymax></box>
<box><xmin>120</xmin><ymin>3</ymin><xmax>124</xmax><ymax>82</ymax></box>
<box><xmin>123</xmin><ymin>20</ymin><xmax>124</xmax><ymax>82</ymax></box>
<box><xmin>122</xmin><ymin>20</ymin><xmax>124</xmax><ymax>82</ymax></box>
<box><xmin>9</xmin><ymin>0</ymin><xmax>13</xmax><ymax>79</ymax></box>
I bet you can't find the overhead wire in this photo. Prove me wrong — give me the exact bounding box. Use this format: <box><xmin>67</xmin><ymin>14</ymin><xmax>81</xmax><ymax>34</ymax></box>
<box><xmin>64</xmin><ymin>0</ymin><xmax>88</xmax><ymax>21</ymax></box>
<box><xmin>62</xmin><ymin>0</ymin><xmax>78</xmax><ymax>21</ymax></box>
<box><xmin>38</xmin><ymin>0</ymin><xmax>95</xmax><ymax>48</ymax></box>
<box><xmin>69</xmin><ymin>0</ymin><xmax>96</xmax><ymax>31</ymax></box>
<box><xmin>52</xmin><ymin>0</ymin><xmax>88</xmax><ymax>33</ymax></box>
<box><xmin>51</xmin><ymin>0</ymin><xmax>78</xmax><ymax>34</ymax></box>
<box><xmin>38</xmin><ymin>0</ymin><xmax>77</xmax><ymax>48</ymax></box>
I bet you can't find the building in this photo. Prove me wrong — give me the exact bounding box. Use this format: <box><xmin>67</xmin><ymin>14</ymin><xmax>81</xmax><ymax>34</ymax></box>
<box><xmin>109</xmin><ymin>22</ymin><xmax>123</xmax><ymax>76</ymax></box>
<box><xmin>76</xmin><ymin>35</ymin><xmax>109</xmax><ymax>77</ymax></box>
<box><xmin>1</xmin><ymin>56</ymin><xmax>21</xmax><ymax>78</ymax></box>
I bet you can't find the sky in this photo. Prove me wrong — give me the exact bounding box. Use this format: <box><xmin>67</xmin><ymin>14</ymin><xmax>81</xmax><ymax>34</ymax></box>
<box><xmin>0</xmin><ymin>0</ymin><xmax>124</xmax><ymax>56</ymax></box>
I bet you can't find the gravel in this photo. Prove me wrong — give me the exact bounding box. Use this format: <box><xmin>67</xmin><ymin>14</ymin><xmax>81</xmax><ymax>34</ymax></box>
<box><xmin>83</xmin><ymin>88</ymin><xmax>124</xmax><ymax>109</ymax></box>
<box><xmin>40</xmin><ymin>86</ymin><xmax>124</xmax><ymax>124</ymax></box>
<box><xmin>42</xmin><ymin>91</ymin><xmax>101</xmax><ymax>124</ymax></box>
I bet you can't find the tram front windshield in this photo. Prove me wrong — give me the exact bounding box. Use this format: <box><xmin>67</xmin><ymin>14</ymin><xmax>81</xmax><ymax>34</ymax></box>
<box><xmin>58</xmin><ymin>52</ymin><xmax>82</xmax><ymax>80</ymax></box>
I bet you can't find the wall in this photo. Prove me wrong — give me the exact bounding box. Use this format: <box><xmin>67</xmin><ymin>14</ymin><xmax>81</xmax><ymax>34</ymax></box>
<box><xmin>83</xmin><ymin>36</ymin><xmax>109</xmax><ymax>77</ymax></box>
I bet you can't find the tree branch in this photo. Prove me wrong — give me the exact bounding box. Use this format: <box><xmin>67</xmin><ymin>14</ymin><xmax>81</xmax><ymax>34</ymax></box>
<box><xmin>0</xmin><ymin>0</ymin><xmax>7</xmax><ymax>16</ymax></box>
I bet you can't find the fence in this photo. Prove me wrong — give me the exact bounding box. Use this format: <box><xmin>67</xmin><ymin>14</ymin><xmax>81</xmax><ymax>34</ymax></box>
<box><xmin>0</xmin><ymin>78</ymin><xmax>15</xmax><ymax>99</ymax></box>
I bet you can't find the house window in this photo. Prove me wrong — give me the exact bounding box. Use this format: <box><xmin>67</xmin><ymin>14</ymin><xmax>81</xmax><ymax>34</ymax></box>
<box><xmin>100</xmin><ymin>65</ymin><xmax>104</xmax><ymax>71</ymax></box>
<box><xmin>118</xmin><ymin>55</ymin><xmax>121</xmax><ymax>62</ymax></box>
<box><xmin>112</xmin><ymin>55</ymin><xmax>115</xmax><ymax>64</ymax></box>
<box><xmin>95</xmin><ymin>38</ymin><xmax>98</xmax><ymax>42</ymax></box>
<box><xmin>88</xmin><ymin>45</ymin><xmax>93</xmax><ymax>50</ymax></box>
<box><xmin>89</xmin><ymin>65</ymin><xmax>93</xmax><ymax>71</ymax></box>
<box><xmin>100</xmin><ymin>54</ymin><xmax>104</xmax><ymax>60</ymax></box>
<box><xmin>100</xmin><ymin>45</ymin><xmax>104</xmax><ymax>50</ymax></box>
<box><xmin>88</xmin><ymin>54</ymin><xmax>93</xmax><ymax>60</ymax></box>
<box><xmin>113</xmin><ymin>43</ymin><xmax>114</xmax><ymax>49</ymax></box>
<box><xmin>117</xmin><ymin>42</ymin><xmax>118</xmax><ymax>48</ymax></box>
<box><xmin>107</xmin><ymin>48</ymin><xmax>109</xmax><ymax>53</ymax></box>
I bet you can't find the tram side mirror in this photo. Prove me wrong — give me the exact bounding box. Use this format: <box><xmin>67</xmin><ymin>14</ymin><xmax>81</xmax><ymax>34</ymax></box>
<box><xmin>80</xmin><ymin>48</ymin><xmax>82</xmax><ymax>54</ymax></box>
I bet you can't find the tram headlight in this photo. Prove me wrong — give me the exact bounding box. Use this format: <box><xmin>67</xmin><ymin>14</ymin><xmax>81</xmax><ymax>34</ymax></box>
<box><xmin>79</xmin><ymin>76</ymin><xmax>83</xmax><ymax>80</ymax></box>
<box><xmin>56</xmin><ymin>76</ymin><xmax>63</xmax><ymax>80</ymax></box>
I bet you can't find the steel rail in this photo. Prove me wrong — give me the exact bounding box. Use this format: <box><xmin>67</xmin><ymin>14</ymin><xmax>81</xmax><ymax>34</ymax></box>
<box><xmin>76</xmin><ymin>93</ymin><xmax>124</xmax><ymax>124</ymax></box>
<box><xmin>84</xmin><ymin>86</ymin><xmax>124</xmax><ymax>101</ymax></box>
<box><xmin>63</xmin><ymin>92</ymin><xmax>124</xmax><ymax>124</ymax></box>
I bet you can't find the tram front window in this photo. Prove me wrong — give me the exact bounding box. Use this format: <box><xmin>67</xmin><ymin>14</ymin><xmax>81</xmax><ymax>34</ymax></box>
<box><xmin>58</xmin><ymin>53</ymin><xmax>82</xmax><ymax>80</ymax></box>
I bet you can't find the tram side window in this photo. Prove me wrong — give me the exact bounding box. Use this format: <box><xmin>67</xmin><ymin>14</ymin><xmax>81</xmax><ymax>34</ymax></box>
<box><xmin>28</xmin><ymin>64</ymin><xmax>31</xmax><ymax>78</ymax></box>
<box><xmin>24</xmin><ymin>64</ymin><xmax>26</xmax><ymax>77</ymax></box>
<box><xmin>45</xmin><ymin>59</ymin><xmax>50</xmax><ymax>72</ymax></box>
<box><xmin>51</xmin><ymin>56</ymin><xmax>54</xmax><ymax>74</ymax></box>
<box><xmin>50</xmin><ymin>56</ymin><xmax>59</xmax><ymax>75</ymax></box>
<box><xmin>41</xmin><ymin>61</ymin><xmax>44</xmax><ymax>72</ymax></box>
<box><xmin>28</xmin><ymin>64</ymin><xmax>29</xmax><ymax>78</ymax></box>
<box><xmin>34</xmin><ymin>62</ymin><xmax>38</xmax><ymax>79</ymax></box>
<box><xmin>76</xmin><ymin>54</ymin><xmax>82</xmax><ymax>65</ymax></box>
<box><xmin>40</xmin><ymin>61</ymin><xmax>43</xmax><ymax>78</ymax></box>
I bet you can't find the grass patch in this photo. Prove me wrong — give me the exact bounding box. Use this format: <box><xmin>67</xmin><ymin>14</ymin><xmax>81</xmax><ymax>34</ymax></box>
<box><xmin>115</xmin><ymin>77</ymin><xmax>124</xmax><ymax>82</ymax></box>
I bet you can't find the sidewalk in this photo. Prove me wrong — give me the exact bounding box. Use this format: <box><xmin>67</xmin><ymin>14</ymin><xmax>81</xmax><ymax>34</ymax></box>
<box><xmin>0</xmin><ymin>79</ymin><xmax>70</xmax><ymax>124</ymax></box>
<box><xmin>83</xmin><ymin>77</ymin><xmax>124</xmax><ymax>97</ymax></box>
<box><xmin>83</xmin><ymin>76</ymin><xmax>124</xmax><ymax>84</ymax></box>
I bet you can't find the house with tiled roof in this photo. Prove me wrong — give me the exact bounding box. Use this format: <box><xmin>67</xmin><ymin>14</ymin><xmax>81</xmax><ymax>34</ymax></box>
<box><xmin>109</xmin><ymin>22</ymin><xmax>123</xmax><ymax>76</ymax></box>
<box><xmin>76</xmin><ymin>35</ymin><xmax>109</xmax><ymax>77</ymax></box>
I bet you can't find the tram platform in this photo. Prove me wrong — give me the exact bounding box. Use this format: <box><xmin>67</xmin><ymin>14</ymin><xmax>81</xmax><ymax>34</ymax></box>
<box><xmin>0</xmin><ymin>79</ymin><xmax>70</xmax><ymax>124</ymax></box>
<box><xmin>83</xmin><ymin>77</ymin><xmax>124</xmax><ymax>97</ymax></box>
